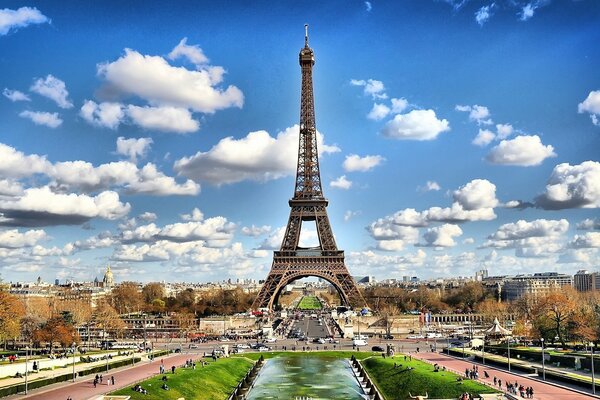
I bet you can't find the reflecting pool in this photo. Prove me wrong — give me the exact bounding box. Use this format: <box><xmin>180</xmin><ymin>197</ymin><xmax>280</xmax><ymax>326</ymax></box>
<box><xmin>246</xmin><ymin>355</ymin><xmax>367</xmax><ymax>400</ymax></box>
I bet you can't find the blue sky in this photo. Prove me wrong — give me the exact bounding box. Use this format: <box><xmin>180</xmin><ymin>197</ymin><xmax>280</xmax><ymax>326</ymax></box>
<box><xmin>0</xmin><ymin>0</ymin><xmax>599</xmax><ymax>284</ymax></box>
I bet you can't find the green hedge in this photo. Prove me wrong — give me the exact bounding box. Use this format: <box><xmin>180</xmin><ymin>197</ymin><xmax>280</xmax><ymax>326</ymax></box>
<box><xmin>538</xmin><ymin>368</ymin><xmax>600</xmax><ymax>390</ymax></box>
<box><xmin>446</xmin><ymin>348</ymin><xmax>536</xmax><ymax>374</ymax></box>
<box><xmin>0</xmin><ymin>357</ymin><xmax>142</xmax><ymax>398</ymax></box>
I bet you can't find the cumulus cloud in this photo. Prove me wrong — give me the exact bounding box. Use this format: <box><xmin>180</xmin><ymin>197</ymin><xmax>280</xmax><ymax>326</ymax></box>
<box><xmin>343</xmin><ymin>154</ymin><xmax>384</xmax><ymax>172</ymax></box>
<box><xmin>3</xmin><ymin>88</ymin><xmax>30</xmax><ymax>102</ymax></box>
<box><xmin>577</xmin><ymin>218</ymin><xmax>600</xmax><ymax>231</ymax></box>
<box><xmin>455</xmin><ymin>104</ymin><xmax>492</xmax><ymax>125</ymax></box>
<box><xmin>181</xmin><ymin>208</ymin><xmax>204</xmax><ymax>222</ymax></box>
<box><xmin>30</xmin><ymin>75</ymin><xmax>73</xmax><ymax>109</ymax></box>
<box><xmin>241</xmin><ymin>225</ymin><xmax>271</xmax><ymax>237</ymax></box>
<box><xmin>486</xmin><ymin>135</ymin><xmax>555</xmax><ymax>166</ymax></box>
<box><xmin>0</xmin><ymin>229</ymin><xmax>46</xmax><ymax>248</ymax></box>
<box><xmin>168</xmin><ymin>37</ymin><xmax>209</xmax><ymax>66</ymax></box>
<box><xmin>350</xmin><ymin>78</ymin><xmax>387</xmax><ymax>99</ymax></box>
<box><xmin>0</xmin><ymin>179</ymin><xmax>23</xmax><ymax>197</ymax></box>
<box><xmin>418</xmin><ymin>181</ymin><xmax>441</xmax><ymax>192</ymax></box>
<box><xmin>568</xmin><ymin>232</ymin><xmax>600</xmax><ymax>249</ymax></box>
<box><xmin>369</xmin><ymin>178</ymin><xmax>499</xmax><ymax>249</ymax></box>
<box><xmin>0</xmin><ymin>6</ymin><xmax>49</xmax><ymax>35</ymax></box>
<box><xmin>367</xmin><ymin>103</ymin><xmax>390</xmax><ymax>121</ymax></box>
<box><xmin>126</xmin><ymin>105</ymin><xmax>199</xmax><ymax>133</ymax></box>
<box><xmin>381</xmin><ymin>109</ymin><xmax>450</xmax><ymax>141</ymax></box>
<box><xmin>174</xmin><ymin>124</ymin><xmax>339</xmax><ymax>185</ymax></box>
<box><xmin>0</xmin><ymin>187</ymin><xmax>130</xmax><ymax>227</ymax></box>
<box><xmin>472</xmin><ymin>129</ymin><xmax>495</xmax><ymax>147</ymax></box>
<box><xmin>330</xmin><ymin>175</ymin><xmax>352</xmax><ymax>190</ymax></box>
<box><xmin>535</xmin><ymin>161</ymin><xmax>600</xmax><ymax>209</ymax></box>
<box><xmin>0</xmin><ymin>143</ymin><xmax>50</xmax><ymax>178</ymax></box>
<box><xmin>420</xmin><ymin>224</ymin><xmax>463</xmax><ymax>247</ymax></box>
<box><xmin>19</xmin><ymin>110</ymin><xmax>62</xmax><ymax>128</ymax></box>
<box><xmin>97</xmin><ymin>46</ymin><xmax>243</xmax><ymax>113</ymax></box>
<box><xmin>80</xmin><ymin>100</ymin><xmax>125</xmax><ymax>129</ymax></box>
<box><xmin>578</xmin><ymin>90</ymin><xmax>600</xmax><ymax>126</ymax></box>
<box><xmin>365</xmin><ymin>1</ymin><xmax>372</xmax><ymax>12</ymax></box>
<box><xmin>116</xmin><ymin>137</ymin><xmax>153</xmax><ymax>162</ymax></box>
<box><xmin>344</xmin><ymin>210</ymin><xmax>361</xmax><ymax>222</ymax></box>
<box><xmin>391</xmin><ymin>98</ymin><xmax>409</xmax><ymax>114</ymax></box>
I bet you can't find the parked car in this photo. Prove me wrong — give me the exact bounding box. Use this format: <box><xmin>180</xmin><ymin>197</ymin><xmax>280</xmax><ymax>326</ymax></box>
<box><xmin>371</xmin><ymin>346</ymin><xmax>385</xmax><ymax>352</ymax></box>
<box><xmin>258</xmin><ymin>346</ymin><xmax>271</xmax><ymax>352</ymax></box>
<box><xmin>382</xmin><ymin>334</ymin><xmax>394</xmax><ymax>339</ymax></box>
<box><xmin>353</xmin><ymin>339</ymin><xmax>368</xmax><ymax>347</ymax></box>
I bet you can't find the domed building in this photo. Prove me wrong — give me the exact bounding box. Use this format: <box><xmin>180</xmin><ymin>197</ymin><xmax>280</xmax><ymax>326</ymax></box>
<box><xmin>102</xmin><ymin>265</ymin><xmax>114</xmax><ymax>289</ymax></box>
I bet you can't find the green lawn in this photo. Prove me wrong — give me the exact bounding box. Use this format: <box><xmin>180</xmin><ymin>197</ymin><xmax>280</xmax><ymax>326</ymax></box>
<box><xmin>110</xmin><ymin>357</ymin><xmax>253</xmax><ymax>400</ymax></box>
<box><xmin>362</xmin><ymin>356</ymin><xmax>499</xmax><ymax>400</ymax></box>
<box><xmin>297</xmin><ymin>295</ymin><xmax>322</xmax><ymax>310</ymax></box>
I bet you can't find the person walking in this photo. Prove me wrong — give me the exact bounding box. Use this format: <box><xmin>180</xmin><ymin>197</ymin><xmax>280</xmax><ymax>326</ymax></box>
<box><xmin>111</xmin><ymin>376</ymin><xmax>115</xmax><ymax>386</ymax></box>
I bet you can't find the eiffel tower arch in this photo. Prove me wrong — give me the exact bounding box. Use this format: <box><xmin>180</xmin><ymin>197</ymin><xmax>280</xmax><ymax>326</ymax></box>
<box><xmin>252</xmin><ymin>25</ymin><xmax>366</xmax><ymax>311</ymax></box>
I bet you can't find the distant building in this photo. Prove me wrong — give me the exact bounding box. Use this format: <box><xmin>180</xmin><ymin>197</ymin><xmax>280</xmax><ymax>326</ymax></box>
<box><xmin>574</xmin><ymin>270</ymin><xmax>600</xmax><ymax>292</ymax></box>
<box><xmin>503</xmin><ymin>272</ymin><xmax>573</xmax><ymax>301</ymax></box>
<box><xmin>102</xmin><ymin>265</ymin><xmax>114</xmax><ymax>288</ymax></box>
<box><xmin>474</xmin><ymin>269</ymin><xmax>488</xmax><ymax>282</ymax></box>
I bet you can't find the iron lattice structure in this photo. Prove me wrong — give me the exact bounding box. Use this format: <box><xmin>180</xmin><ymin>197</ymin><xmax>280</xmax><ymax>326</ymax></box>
<box><xmin>252</xmin><ymin>26</ymin><xmax>366</xmax><ymax>311</ymax></box>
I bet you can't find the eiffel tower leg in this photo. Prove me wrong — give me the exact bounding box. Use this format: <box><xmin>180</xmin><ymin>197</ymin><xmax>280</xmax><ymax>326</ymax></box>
<box><xmin>252</xmin><ymin>269</ymin><xmax>281</xmax><ymax>310</ymax></box>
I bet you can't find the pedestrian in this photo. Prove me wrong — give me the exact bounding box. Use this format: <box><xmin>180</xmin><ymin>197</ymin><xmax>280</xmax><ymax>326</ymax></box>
<box><xmin>93</xmin><ymin>378</ymin><xmax>97</xmax><ymax>388</ymax></box>
<box><xmin>498</xmin><ymin>379</ymin><xmax>502</xmax><ymax>389</ymax></box>
<box><xmin>493</xmin><ymin>376</ymin><xmax>497</xmax><ymax>386</ymax></box>
<box><xmin>171</xmin><ymin>365</ymin><xmax>175</xmax><ymax>374</ymax></box>
<box><xmin>99</xmin><ymin>374</ymin><xmax>103</xmax><ymax>383</ymax></box>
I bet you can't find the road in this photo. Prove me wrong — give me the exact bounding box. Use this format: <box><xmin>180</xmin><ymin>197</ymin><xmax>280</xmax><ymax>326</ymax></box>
<box><xmin>414</xmin><ymin>351</ymin><xmax>595</xmax><ymax>400</ymax></box>
<box><xmin>10</xmin><ymin>352</ymin><xmax>200</xmax><ymax>400</ymax></box>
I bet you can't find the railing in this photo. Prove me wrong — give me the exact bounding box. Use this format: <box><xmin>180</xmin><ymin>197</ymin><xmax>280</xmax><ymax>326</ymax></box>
<box><xmin>350</xmin><ymin>356</ymin><xmax>384</xmax><ymax>400</ymax></box>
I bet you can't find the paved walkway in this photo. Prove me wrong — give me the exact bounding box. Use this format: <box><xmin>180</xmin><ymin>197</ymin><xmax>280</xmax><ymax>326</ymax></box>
<box><xmin>9</xmin><ymin>352</ymin><xmax>200</xmax><ymax>400</ymax></box>
<box><xmin>414</xmin><ymin>352</ymin><xmax>594</xmax><ymax>400</ymax></box>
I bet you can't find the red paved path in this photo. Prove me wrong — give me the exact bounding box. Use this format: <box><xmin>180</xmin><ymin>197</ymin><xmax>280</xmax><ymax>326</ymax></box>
<box><xmin>20</xmin><ymin>353</ymin><xmax>199</xmax><ymax>400</ymax></box>
<box><xmin>414</xmin><ymin>352</ymin><xmax>594</xmax><ymax>400</ymax></box>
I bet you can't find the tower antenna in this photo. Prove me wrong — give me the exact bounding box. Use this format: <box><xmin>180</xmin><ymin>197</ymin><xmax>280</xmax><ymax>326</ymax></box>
<box><xmin>304</xmin><ymin>24</ymin><xmax>309</xmax><ymax>47</ymax></box>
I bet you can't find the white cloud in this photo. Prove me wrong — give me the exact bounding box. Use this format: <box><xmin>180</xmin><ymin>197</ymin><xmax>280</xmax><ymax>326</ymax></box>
<box><xmin>568</xmin><ymin>232</ymin><xmax>600</xmax><ymax>249</ymax></box>
<box><xmin>116</xmin><ymin>137</ymin><xmax>153</xmax><ymax>162</ymax></box>
<box><xmin>330</xmin><ymin>175</ymin><xmax>352</xmax><ymax>190</ymax></box>
<box><xmin>495</xmin><ymin>123</ymin><xmax>514</xmax><ymax>139</ymax></box>
<box><xmin>18</xmin><ymin>110</ymin><xmax>62</xmax><ymax>128</ymax></box>
<box><xmin>364</xmin><ymin>1</ymin><xmax>372</xmax><ymax>12</ymax></box>
<box><xmin>377</xmin><ymin>240</ymin><xmax>407</xmax><ymax>252</ymax></box>
<box><xmin>0</xmin><ymin>229</ymin><xmax>46</xmax><ymax>248</ymax></box>
<box><xmin>50</xmin><ymin>160</ymin><xmax>199</xmax><ymax>196</ymax></box>
<box><xmin>486</xmin><ymin>135</ymin><xmax>555</xmax><ymax>166</ymax></box>
<box><xmin>504</xmin><ymin>200</ymin><xmax>521</xmax><ymax>208</ymax></box>
<box><xmin>258</xmin><ymin>227</ymin><xmax>286</xmax><ymax>250</ymax></box>
<box><xmin>0</xmin><ymin>6</ymin><xmax>49</xmax><ymax>35</ymax></box>
<box><xmin>391</xmin><ymin>98</ymin><xmax>409</xmax><ymax>114</ymax></box>
<box><xmin>418</xmin><ymin>181</ymin><xmax>441</xmax><ymax>192</ymax></box>
<box><xmin>181</xmin><ymin>208</ymin><xmax>204</xmax><ymax>222</ymax></box>
<box><xmin>241</xmin><ymin>225</ymin><xmax>271</xmax><ymax>237</ymax></box>
<box><xmin>80</xmin><ymin>100</ymin><xmax>125</xmax><ymax>129</ymax></box>
<box><xmin>535</xmin><ymin>161</ymin><xmax>600</xmax><ymax>209</ymax></box>
<box><xmin>168</xmin><ymin>37</ymin><xmax>209</xmax><ymax>66</ymax></box>
<box><xmin>488</xmin><ymin>219</ymin><xmax>569</xmax><ymax>241</ymax></box>
<box><xmin>0</xmin><ymin>187</ymin><xmax>130</xmax><ymax>227</ymax></box>
<box><xmin>381</xmin><ymin>109</ymin><xmax>450</xmax><ymax>141</ymax></box>
<box><xmin>138</xmin><ymin>212</ymin><xmax>157</xmax><ymax>222</ymax></box>
<box><xmin>367</xmin><ymin>103</ymin><xmax>390</xmax><ymax>121</ymax></box>
<box><xmin>577</xmin><ymin>218</ymin><xmax>600</xmax><ymax>231</ymax></box>
<box><xmin>350</xmin><ymin>78</ymin><xmax>387</xmax><ymax>99</ymax></box>
<box><xmin>472</xmin><ymin>129</ymin><xmax>495</xmax><ymax>146</ymax></box>
<box><xmin>463</xmin><ymin>237</ymin><xmax>475</xmax><ymax>244</ymax></box>
<box><xmin>97</xmin><ymin>47</ymin><xmax>243</xmax><ymax>113</ymax></box>
<box><xmin>475</xmin><ymin>5</ymin><xmax>493</xmax><ymax>26</ymax></box>
<box><xmin>3</xmin><ymin>88</ymin><xmax>30</xmax><ymax>102</ymax></box>
<box><xmin>174</xmin><ymin>125</ymin><xmax>339</xmax><ymax>185</ymax></box>
<box><xmin>420</xmin><ymin>224</ymin><xmax>463</xmax><ymax>247</ymax></box>
<box><xmin>30</xmin><ymin>75</ymin><xmax>73</xmax><ymax>109</ymax></box>
<box><xmin>0</xmin><ymin>143</ymin><xmax>50</xmax><ymax>178</ymax></box>
<box><xmin>344</xmin><ymin>210</ymin><xmax>361</xmax><ymax>222</ymax></box>
<box><xmin>343</xmin><ymin>154</ymin><xmax>384</xmax><ymax>172</ymax></box>
<box><xmin>578</xmin><ymin>90</ymin><xmax>600</xmax><ymax>126</ymax></box>
<box><xmin>453</xmin><ymin>179</ymin><xmax>499</xmax><ymax>210</ymax></box>
<box><xmin>126</xmin><ymin>105</ymin><xmax>199</xmax><ymax>133</ymax></box>
<box><xmin>0</xmin><ymin>179</ymin><xmax>23</xmax><ymax>196</ymax></box>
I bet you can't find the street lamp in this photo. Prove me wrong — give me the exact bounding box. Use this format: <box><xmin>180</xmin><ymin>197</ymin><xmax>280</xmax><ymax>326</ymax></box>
<box><xmin>507</xmin><ymin>337</ymin><xmax>511</xmax><ymax>372</ymax></box>
<box><xmin>591</xmin><ymin>341</ymin><xmax>595</xmax><ymax>395</ymax></box>
<box><xmin>482</xmin><ymin>335</ymin><xmax>486</xmax><ymax>366</ymax></box>
<box><xmin>541</xmin><ymin>337</ymin><xmax>545</xmax><ymax>381</ymax></box>
<box><xmin>24</xmin><ymin>346</ymin><xmax>29</xmax><ymax>394</ymax></box>
<box><xmin>72</xmin><ymin>343</ymin><xmax>76</xmax><ymax>382</ymax></box>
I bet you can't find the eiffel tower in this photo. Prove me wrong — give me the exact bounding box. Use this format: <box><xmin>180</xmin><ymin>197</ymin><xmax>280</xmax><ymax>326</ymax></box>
<box><xmin>252</xmin><ymin>25</ymin><xmax>366</xmax><ymax>311</ymax></box>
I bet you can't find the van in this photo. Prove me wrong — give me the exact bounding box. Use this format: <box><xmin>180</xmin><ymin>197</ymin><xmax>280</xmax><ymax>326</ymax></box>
<box><xmin>353</xmin><ymin>339</ymin><xmax>368</xmax><ymax>347</ymax></box>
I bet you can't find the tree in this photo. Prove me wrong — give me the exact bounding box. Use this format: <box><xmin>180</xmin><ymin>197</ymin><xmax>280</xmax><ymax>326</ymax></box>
<box><xmin>174</xmin><ymin>311</ymin><xmax>196</xmax><ymax>339</ymax></box>
<box><xmin>94</xmin><ymin>300</ymin><xmax>126</xmax><ymax>339</ymax></box>
<box><xmin>33</xmin><ymin>316</ymin><xmax>80</xmax><ymax>350</ymax></box>
<box><xmin>0</xmin><ymin>291</ymin><xmax>25</xmax><ymax>348</ymax></box>
<box><xmin>380</xmin><ymin>305</ymin><xmax>400</xmax><ymax>336</ymax></box>
<box><xmin>475</xmin><ymin>298</ymin><xmax>508</xmax><ymax>323</ymax></box>
<box><xmin>142</xmin><ymin>283</ymin><xmax>165</xmax><ymax>304</ymax></box>
<box><xmin>111</xmin><ymin>282</ymin><xmax>143</xmax><ymax>314</ymax></box>
<box><xmin>530</xmin><ymin>288</ymin><xmax>577</xmax><ymax>346</ymax></box>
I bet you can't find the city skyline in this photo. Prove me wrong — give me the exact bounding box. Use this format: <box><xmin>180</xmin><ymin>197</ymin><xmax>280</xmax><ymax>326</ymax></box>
<box><xmin>0</xmin><ymin>1</ymin><xmax>599</xmax><ymax>284</ymax></box>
